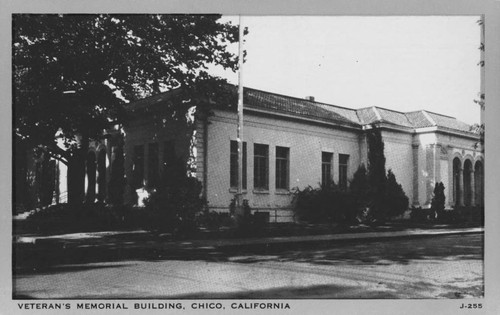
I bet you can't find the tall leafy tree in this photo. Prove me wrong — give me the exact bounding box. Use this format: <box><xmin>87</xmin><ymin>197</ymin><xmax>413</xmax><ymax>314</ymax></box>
<box><xmin>349</xmin><ymin>163</ymin><xmax>369</xmax><ymax>216</ymax></box>
<box><xmin>430</xmin><ymin>182</ymin><xmax>446</xmax><ymax>214</ymax></box>
<box><xmin>384</xmin><ymin>169</ymin><xmax>409</xmax><ymax>218</ymax></box>
<box><xmin>14</xmin><ymin>14</ymin><xmax>241</xmax><ymax>205</ymax></box>
<box><xmin>366</xmin><ymin>127</ymin><xmax>387</xmax><ymax>221</ymax></box>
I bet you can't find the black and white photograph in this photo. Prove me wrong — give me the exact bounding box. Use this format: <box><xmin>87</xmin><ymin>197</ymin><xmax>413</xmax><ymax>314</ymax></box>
<box><xmin>5</xmin><ymin>1</ymin><xmax>500</xmax><ymax>314</ymax></box>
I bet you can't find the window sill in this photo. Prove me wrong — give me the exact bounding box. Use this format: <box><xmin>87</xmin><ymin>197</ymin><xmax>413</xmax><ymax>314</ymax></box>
<box><xmin>229</xmin><ymin>188</ymin><xmax>247</xmax><ymax>194</ymax></box>
<box><xmin>275</xmin><ymin>189</ymin><xmax>291</xmax><ymax>195</ymax></box>
<box><xmin>253</xmin><ymin>189</ymin><xmax>270</xmax><ymax>194</ymax></box>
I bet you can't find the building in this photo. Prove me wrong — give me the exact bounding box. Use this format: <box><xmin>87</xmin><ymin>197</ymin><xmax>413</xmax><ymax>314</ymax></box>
<box><xmin>16</xmin><ymin>86</ymin><xmax>484</xmax><ymax>222</ymax></box>
<box><xmin>122</xmin><ymin>87</ymin><xmax>484</xmax><ymax>222</ymax></box>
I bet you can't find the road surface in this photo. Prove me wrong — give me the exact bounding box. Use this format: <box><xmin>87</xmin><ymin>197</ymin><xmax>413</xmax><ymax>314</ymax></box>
<box><xmin>13</xmin><ymin>233</ymin><xmax>483</xmax><ymax>299</ymax></box>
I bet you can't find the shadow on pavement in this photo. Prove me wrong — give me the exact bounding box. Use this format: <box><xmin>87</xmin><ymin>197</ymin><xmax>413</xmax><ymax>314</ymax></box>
<box><xmin>14</xmin><ymin>233</ymin><xmax>483</xmax><ymax>277</ymax></box>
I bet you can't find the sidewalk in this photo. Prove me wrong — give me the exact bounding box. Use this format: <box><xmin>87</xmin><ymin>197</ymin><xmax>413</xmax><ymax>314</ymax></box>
<box><xmin>14</xmin><ymin>225</ymin><xmax>484</xmax><ymax>252</ymax></box>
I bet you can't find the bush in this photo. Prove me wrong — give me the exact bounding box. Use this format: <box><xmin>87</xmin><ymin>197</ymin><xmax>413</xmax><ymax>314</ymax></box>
<box><xmin>293</xmin><ymin>182</ymin><xmax>358</xmax><ymax>225</ymax></box>
<box><xmin>196</xmin><ymin>211</ymin><xmax>235</xmax><ymax>230</ymax></box>
<box><xmin>409</xmin><ymin>206</ymin><xmax>434</xmax><ymax>222</ymax></box>
<box><xmin>452</xmin><ymin>206</ymin><xmax>484</xmax><ymax>224</ymax></box>
<box><xmin>22</xmin><ymin>203</ymin><xmax>143</xmax><ymax>233</ymax></box>
<box><xmin>435</xmin><ymin>208</ymin><xmax>458</xmax><ymax>223</ymax></box>
<box><xmin>430</xmin><ymin>182</ymin><xmax>446</xmax><ymax>214</ymax></box>
<box><xmin>384</xmin><ymin>169</ymin><xmax>409</xmax><ymax>219</ymax></box>
<box><xmin>367</xmin><ymin>128</ymin><xmax>387</xmax><ymax>222</ymax></box>
<box><xmin>349</xmin><ymin>164</ymin><xmax>370</xmax><ymax>223</ymax></box>
<box><xmin>143</xmin><ymin>176</ymin><xmax>206</xmax><ymax>235</ymax></box>
<box><xmin>231</xmin><ymin>199</ymin><xmax>270</xmax><ymax>237</ymax></box>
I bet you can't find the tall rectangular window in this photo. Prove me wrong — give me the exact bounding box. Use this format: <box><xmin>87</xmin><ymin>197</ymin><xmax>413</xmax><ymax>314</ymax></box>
<box><xmin>148</xmin><ymin>143</ymin><xmax>159</xmax><ymax>188</ymax></box>
<box><xmin>339</xmin><ymin>154</ymin><xmax>349</xmax><ymax>190</ymax></box>
<box><xmin>230</xmin><ymin>141</ymin><xmax>247</xmax><ymax>189</ymax></box>
<box><xmin>254</xmin><ymin>144</ymin><xmax>269</xmax><ymax>190</ymax></box>
<box><xmin>322</xmin><ymin>152</ymin><xmax>333</xmax><ymax>186</ymax></box>
<box><xmin>132</xmin><ymin>145</ymin><xmax>144</xmax><ymax>188</ymax></box>
<box><xmin>275</xmin><ymin>146</ymin><xmax>289</xmax><ymax>190</ymax></box>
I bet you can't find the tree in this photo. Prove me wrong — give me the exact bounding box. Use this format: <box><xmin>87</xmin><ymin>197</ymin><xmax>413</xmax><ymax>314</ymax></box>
<box><xmin>349</xmin><ymin>164</ymin><xmax>369</xmax><ymax>220</ymax></box>
<box><xmin>14</xmin><ymin>14</ymin><xmax>241</xmax><ymax>205</ymax></box>
<box><xmin>430</xmin><ymin>182</ymin><xmax>446</xmax><ymax>214</ymax></box>
<box><xmin>385</xmin><ymin>169</ymin><xmax>409</xmax><ymax>218</ymax></box>
<box><xmin>350</xmin><ymin>164</ymin><xmax>369</xmax><ymax>201</ymax></box>
<box><xmin>366</xmin><ymin>127</ymin><xmax>387</xmax><ymax>221</ymax></box>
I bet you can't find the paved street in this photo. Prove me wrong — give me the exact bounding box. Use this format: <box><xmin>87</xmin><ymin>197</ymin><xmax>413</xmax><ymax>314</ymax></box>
<box><xmin>13</xmin><ymin>233</ymin><xmax>483</xmax><ymax>299</ymax></box>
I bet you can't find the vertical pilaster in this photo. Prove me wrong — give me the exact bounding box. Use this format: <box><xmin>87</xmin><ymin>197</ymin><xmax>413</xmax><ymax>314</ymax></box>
<box><xmin>470</xmin><ymin>169</ymin><xmax>475</xmax><ymax>206</ymax></box>
<box><xmin>458</xmin><ymin>166</ymin><xmax>465</xmax><ymax>206</ymax></box>
<box><xmin>412</xmin><ymin>143</ymin><xmax>420</xmax><ymax>206</ymax></box>
<box><xmin>434</xmin><ymin>144</ymin><xmax>441</xmax><ymax>183</ymax></box>
<box><xmin>425</xmin><ymin>144</ymin><xmax>435</xmax><ymax>206</ymax></box>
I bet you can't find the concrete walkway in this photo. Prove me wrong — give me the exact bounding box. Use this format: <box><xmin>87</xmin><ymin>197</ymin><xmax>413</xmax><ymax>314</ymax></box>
<box><xmin>14</xmin><ymin>226</ymin><xmax>484</xmax><ymax>252</ymax></box>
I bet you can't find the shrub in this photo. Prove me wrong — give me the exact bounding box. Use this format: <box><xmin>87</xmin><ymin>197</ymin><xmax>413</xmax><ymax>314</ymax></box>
<box><xmin>409</xmin><ymin>206</ymin><xmax>434</xmax><ymax>222</ymax></box>
<box><xmin>453</xmin><ymin>206</ymin><xmax>484</xmax><ymax>224</ymax></box>
<box><xmin>196</xmin><ymin>211</ymin><xmax>235</xmax><ymax>230</ymax></box>
<box><xmin>367</xmin><ymin>128</ymin><xmax>387</xmax><ymax>222</ymax></box>
<box><xmin>430</xmin><ymin>182</ymin><xmax>446</xmax><ymax>214</ymax></box>
<box><xmin>349</xmin><ymin>164</ymin><xmax>370</xmax><ymax>223</ymax></box>
<box><xmin>293</xmin><ymin>182</ymin><xmax>358</xmax><ymax>225</ymax></box>
<box><xmin>435</xmin><ymin>208</ymin><xmax>458</xmax><ymax>223</ymax></box>
<box><xmin>384</xmin><ymin>169</ymin><xmax>409</xmax><ymax>218</ymax></box>
<box><xmin>22</xmin><ymin>203</ymin><xmax>144</xmax><ymax>233</ymax></box>
<box><xmin>233</xmin><ymin>199</ymin><xmax>267</xmax><ymax>237</ymax></box>
<box><xmin>143</xmin><ymin>175</ymin><xmax>206</xmax><ymax>235</ymax></box>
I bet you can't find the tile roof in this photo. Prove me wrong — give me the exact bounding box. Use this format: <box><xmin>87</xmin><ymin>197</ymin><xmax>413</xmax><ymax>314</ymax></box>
<box><xmin>425</xmin><ymin>111</ymin><xmax>472</xmax><ymax>132</ymax></box>
<box><xmin>404</xmin><ymin>111</ymin><xmax>433</xmax><ymax>128</ymax></box>
<box><xmin>243</xmin><ymin>88</ymin><xmax>360</xmax><ymax>127</ymax></box>
<box><xmin>125</xmin><ymin>85</ymin><xmax>477</xmax><ymax>134</ymax></box>
<box><xmin>356</xmin><ymin>107</ymin><xmax>380</xmax><ymax>125</ymax></box>
<box><xmin>376</xmin><ymin>107</ymin><xmax>414</xmax><ymax>128</ymax></box>
<box><xmin>315</xmin><ymin>103</ymin><xmax>361</xmax><ymax>124</ymax></box>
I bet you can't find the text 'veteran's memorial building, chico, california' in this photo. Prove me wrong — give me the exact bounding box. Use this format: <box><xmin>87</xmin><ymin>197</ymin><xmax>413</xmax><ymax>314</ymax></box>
<box><xmin>23</xmin><ymin>87</ymin><xmax>484</xmax><ymax>222</ymax></box>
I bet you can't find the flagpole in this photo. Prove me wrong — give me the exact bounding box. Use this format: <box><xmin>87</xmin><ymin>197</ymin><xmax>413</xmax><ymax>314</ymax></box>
<box><xmin>236</xmin><ymin>15</ymin><xmax>244</xmax><ymax>217</ymax></box>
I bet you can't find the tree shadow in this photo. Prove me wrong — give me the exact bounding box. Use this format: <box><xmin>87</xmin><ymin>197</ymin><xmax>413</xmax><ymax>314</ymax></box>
<box><xmin>13</xmin><ymin>233</ymin><xmax>483</xmax><ymax>276</ymax></box>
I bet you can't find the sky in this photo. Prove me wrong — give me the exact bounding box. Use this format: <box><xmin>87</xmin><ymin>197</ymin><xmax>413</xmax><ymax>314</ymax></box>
<box><xmin>210</xmin><ymin>16</ymin><xmax>483</xmax><ymax>125</ymax></box>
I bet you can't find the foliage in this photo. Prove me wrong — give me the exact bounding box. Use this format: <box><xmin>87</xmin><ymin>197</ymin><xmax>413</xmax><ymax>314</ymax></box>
<box><xmin>384</xmin><ymin>169</ymin><xmax>409</xmax><ymax>218</ymax></box>
<box><xmin>143</xmin><ymin>175</ymin><xmax>206</xmax><ymax>235</ymax></box>
<box><xmin>293</xmin><ymin>182</ymin><xmax>358</xmax><ymax>225</ymax></box>
<box><xmin>229</xmin><ymin>197</ymin><xmax>251</xmax><ymax>217</ymax></box>
<box><xmin>13</xmin><ymin>14</ymin><xmax>242</xmax><ymax>204</ymax></box>
<box><xmin>410</xmin><ymin>204</ymin><xmax>484</xmax><ymax>225</ymax></box>
<box><xmin>409</xmin><ymin>206</ymin><xmax>435</xmax><ymax>222</ymax></box>
<box><xmin>430</xmin><ymin>182</ymin><xmax>446</xmax><ymax>214</ymax></box>
<box><xmin>349</xmin><ymin>163</ymin><xmax>369</xmax><ymax>212</ymax></box>
<box><xmin>21</xmin><ymin>203</ymin><xmax>145</xmax><ymax>233</ymax></box>
<box><xmin>196</xmin><ymin>211</ymin><xmax>235</xmax><ymax>230</ymax></box>
<box><xmin>366</xmin><ymin>127</ymin><xmax>387</xmax><ymax>221</ymax></box>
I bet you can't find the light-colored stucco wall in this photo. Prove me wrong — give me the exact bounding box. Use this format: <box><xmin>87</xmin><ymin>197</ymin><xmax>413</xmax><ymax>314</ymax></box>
<box><xmin>381</xmin><ymin>130</ymin><xmax>414</xmax><ymax>205</ymax></box>
<box><xmin>120</xmin><ymin>105</ymin><xmax>483</xmax><ymax>219</ymax></box>
<box><xmin>204</xmin><ymin>109</ymin><xmax>362</xmax><ymax>222</ymax></box>
<box><xmin>413</xmin><ymin>130</ymin><xmax>483</xmax><ymax>208</ymax></box>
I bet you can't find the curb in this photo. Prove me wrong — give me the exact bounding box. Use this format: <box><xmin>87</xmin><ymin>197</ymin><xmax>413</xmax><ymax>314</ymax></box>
<box><xmin>199</xmin><ymin>228</ymin><xmax>484</xmax><ymax>251</ymax></box>
<box><xmin>14</xmin><ymin>228</ymin><xmax>483</xmax><ymax>252</ymax></box>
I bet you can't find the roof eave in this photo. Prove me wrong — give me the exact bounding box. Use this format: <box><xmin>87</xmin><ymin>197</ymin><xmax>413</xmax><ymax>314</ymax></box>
<box><xmin>245</xmin><ymin>106</ymin><xmax>362</xmax><ymax>131</ymax></box>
